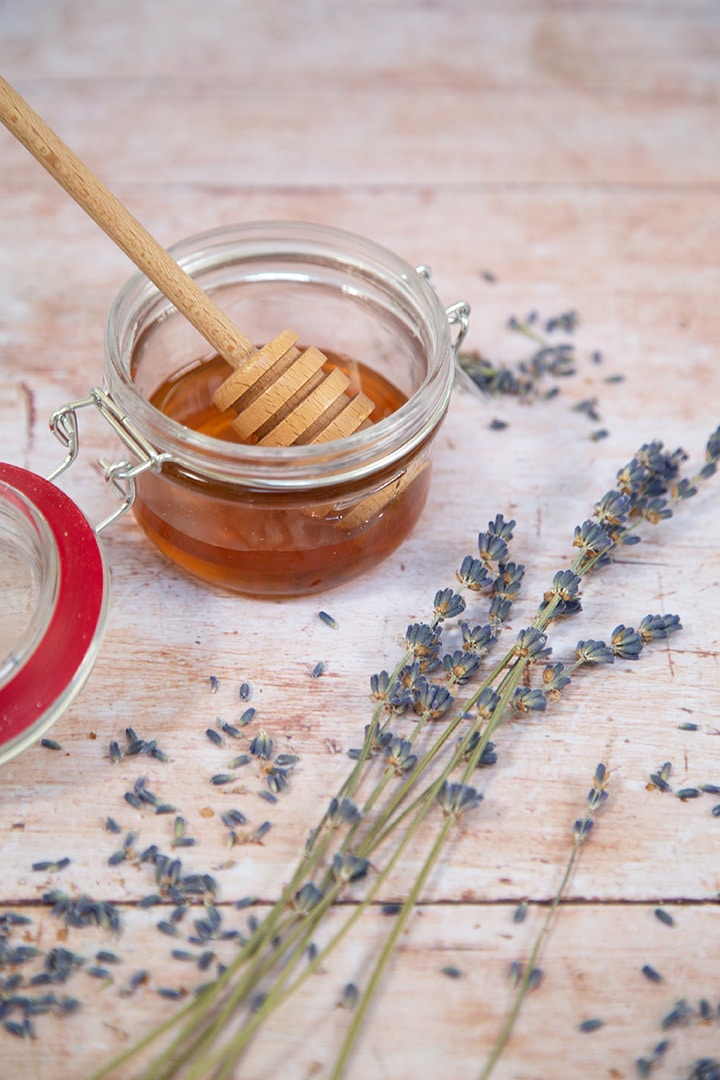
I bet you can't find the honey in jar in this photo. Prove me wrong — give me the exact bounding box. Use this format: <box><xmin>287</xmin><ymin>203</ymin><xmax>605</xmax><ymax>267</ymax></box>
<box><xmin>101</xmin><ymin>222</ymin><xmax>463</xmax><ymax>596</ymax></box>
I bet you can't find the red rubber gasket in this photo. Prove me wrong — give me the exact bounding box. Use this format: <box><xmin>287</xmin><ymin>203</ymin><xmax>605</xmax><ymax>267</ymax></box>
<box><xmin>0</xmin><ymin>463</ymin><xmax>108</xmax><ymax>749</ymax></box>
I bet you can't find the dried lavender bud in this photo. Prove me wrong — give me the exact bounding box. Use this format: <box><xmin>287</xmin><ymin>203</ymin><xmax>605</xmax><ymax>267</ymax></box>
<box><xmin>433</xmin><ymin>588</ymin><xmax>466</xmax><ymax>621</ymax></box>
<box><xmin>611</xmin><ymin>625</ymin><xmax>643</xmax><ymax>660</ymax></box>
<box><xmin>436</xmin><ymin>781</ymin><xmax>483</xmax><ymax>819</ymax></box>
<box><xmin>456</xmin><ymin>555</ymin><xmax>490</xmax><ymax>591</ymax></box>
<box><xmin>654</xmin><ymin>908</ymin><xmax>675</xmax><ymax>927</ymax></box>
<box><xmin>578</xmin><ymin>1018</ymin><xmax>604</xmax><ymax>1033</ymax></box>
<box><xmin>249</xmin><ymin>730</ymin><xmax>273</xmax><ymax>760</ymax></box>
<box><xmin>575</xmin><ymin>639</ymin><xmax>614</xmax><ymax>666</ymax></box>
<box><xmin>294</xmin><ymin>883</ymin><xmax>323</xmax><ymax>914</ymax></box>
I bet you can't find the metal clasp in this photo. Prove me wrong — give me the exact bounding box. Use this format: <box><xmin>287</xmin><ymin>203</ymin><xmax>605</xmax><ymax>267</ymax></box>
<box><xmin>47</xmin><ymin>388</ymin><xmax>169</xmax><ymax>534</ymax></box>
<box><xmin>415</xmin><ymin>265</ymin><xmax>471</xmax><ymax>355</ymax></box>
<box><xmin>445</xmin><ymin>301</ymin><xmax>471</xmax><ymax>354</ymax></box>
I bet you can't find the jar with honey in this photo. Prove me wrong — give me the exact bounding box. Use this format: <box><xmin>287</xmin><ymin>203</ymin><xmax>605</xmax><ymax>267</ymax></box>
<box><xmin>1</xmin><ymin>223</ymin><xmax>468</xmax><ymax>760</ymax></box>
<box><xmin>94</xmin><ymin>222</ymin><xmax>468</xmax><ymax>596</ymax></box>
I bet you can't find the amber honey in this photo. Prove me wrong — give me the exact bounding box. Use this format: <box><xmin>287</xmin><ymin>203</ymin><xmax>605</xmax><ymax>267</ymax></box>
<box><xmin>132</xmin><ymin>353</ymin><xmax>432</xmax><ymax>596</ymax></box>
<box><xmin>148</xmin><ymin>351</ymin><xmax>404</xmax><ymax>443</ymax></box>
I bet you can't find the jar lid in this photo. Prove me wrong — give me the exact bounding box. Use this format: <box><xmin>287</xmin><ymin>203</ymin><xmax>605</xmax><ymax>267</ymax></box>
<box><xmin>0</xmin><ymin>463</ymin><xmax>110</xmax><ymax>764</ymax></box>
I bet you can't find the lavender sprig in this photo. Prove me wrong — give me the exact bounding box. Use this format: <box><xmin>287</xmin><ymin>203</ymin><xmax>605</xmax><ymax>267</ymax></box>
<box><xmin>477</xmin><ymin>764</ymin><xmax>610</xmax><ymax>1080</ymax></box>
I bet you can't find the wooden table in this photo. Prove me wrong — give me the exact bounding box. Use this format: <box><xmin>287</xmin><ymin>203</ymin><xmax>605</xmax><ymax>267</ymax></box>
<box><xmin>1</xmin><ymin>3</ymin><xmax>719</xmax><ymax>1077</ymax></box>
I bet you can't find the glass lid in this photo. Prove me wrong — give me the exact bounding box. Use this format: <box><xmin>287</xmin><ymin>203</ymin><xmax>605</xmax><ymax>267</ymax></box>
<box><xmin>0</xmin><ymin>463</ymin><xmax>110</xmax><ymax>764</ymax></box>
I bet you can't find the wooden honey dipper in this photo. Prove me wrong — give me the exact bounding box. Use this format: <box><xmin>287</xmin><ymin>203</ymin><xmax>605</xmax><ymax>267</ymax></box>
<box><xmin>0</xmin><ymin>75</ymin><xmax>375</xmax><ymax>448</ymax></box>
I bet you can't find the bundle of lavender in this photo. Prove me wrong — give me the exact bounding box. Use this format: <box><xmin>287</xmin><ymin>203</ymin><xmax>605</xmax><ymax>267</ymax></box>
<box><xmin>89</xmin><ymin>426</ymin><xmax>720</xmax><ymax>1080</ymax></box>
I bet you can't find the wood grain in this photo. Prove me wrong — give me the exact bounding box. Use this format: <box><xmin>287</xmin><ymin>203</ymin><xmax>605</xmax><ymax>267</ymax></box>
<box><xmin>1</xmin><ymin>2</ymin><xmax>719</xmax><ymax>1078</ymax></box>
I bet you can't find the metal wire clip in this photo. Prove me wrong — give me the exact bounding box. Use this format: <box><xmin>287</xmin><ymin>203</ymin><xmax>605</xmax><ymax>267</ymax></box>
<box><xmin>47</xmin><ymin>388</ymin><xmax>169</xmax><ymax>534</ymax></box>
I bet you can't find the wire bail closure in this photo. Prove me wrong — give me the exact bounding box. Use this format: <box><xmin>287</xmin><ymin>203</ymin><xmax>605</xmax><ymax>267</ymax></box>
<box><xmin>47</xmin><ymin>388</ymin><xmax>169</xmax><ymax>534</ymax></box>
<box><xmin>415</xmin><ymin>265</ymin><xmax>470</xmax><ymax>355</ymax></box>
<box><xmin>445</xmin><ymin>300</ymin><xmax>471</xmax><ymax>354</ymax></box>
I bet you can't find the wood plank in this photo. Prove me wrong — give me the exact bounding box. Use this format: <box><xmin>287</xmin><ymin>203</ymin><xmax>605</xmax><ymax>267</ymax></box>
<box><xmin>0</xmin><ymin>79</ymin><xmax>717</xmax><ymax>190</ymax></box>
<box><xmin>4</xmin><ymin>1</ymin><xmax>719</xmax><ymax>98</ymax></box>
<box><xmin>1</xmin><ymin>902</ymin><xmax>718</xmax><ymax>1079</ymax></box>
<box><xmin>1</xmin><ymin>4</ymin><xmax>719</xmax><ymax>190</ymax></box>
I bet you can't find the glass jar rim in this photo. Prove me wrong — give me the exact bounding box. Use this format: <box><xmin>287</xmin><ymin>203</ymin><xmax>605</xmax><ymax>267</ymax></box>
<box><xmin>0</xmin><ymin>464</ymin><xmax>109</xmax><ymax>763</ymax></box>
<box><xmin>103</xmin><ymin>221</ymin><xmax>456</xmax><ymax>489</ymax></box>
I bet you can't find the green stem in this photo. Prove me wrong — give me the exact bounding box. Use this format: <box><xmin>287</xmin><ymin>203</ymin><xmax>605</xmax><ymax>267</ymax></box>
<box><xmin>476</xmin><ymin>833</ymin><xmax>584</xmax><ymax>1080</ymax></box>
<box><xmin>202</xmin><ymin>823</ymin><xmax>432</xmax><ymax>1080</ymax></box>
<box><xmin>330</xmin><ymin>812</ymin><xmax>457</xmax><ymax>1080</ymax></box>
<box><xmin>329</xmin><ymin>658</ymin><xmax>531</xmax><ymax>1078</ymax></box>
<box><xmin>129</xmin><ymin>659</ymin><xmax>416</xmax><ymax>1080</ymax></box>
<box><xmin>510</xmin><ymin>321</ymin><xmax>549</xmax><ymax>348</ymax></box>
<box><xmin>190</xmin><ymin>747</ymin><xmax>459</xmax><ymax>1080</ymax></box>
<box><xmin>183</xmin><ymin>884</ymin><xmax>345</xmax><ymax>1080</ymax></box>
<box><xmin>142</xmin><ymin>734</ymin><xmax>391</xmax><ymax>1080</ymax></box>
<box><xmin>207</xmin><ymin>635</ymin><xmax>517</xmax><ymax>1079</ymax></box>
<box><xmin>141</xmin><ymin>900</ymin><xmax>311</xmax><ymax>1080</ymax></box>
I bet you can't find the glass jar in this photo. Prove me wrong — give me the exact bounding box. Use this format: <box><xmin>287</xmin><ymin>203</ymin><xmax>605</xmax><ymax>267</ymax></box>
<box><xmin>95</xmin><ymin>222</ymin><xmax>468</xmax><ymax>597</ymax></box>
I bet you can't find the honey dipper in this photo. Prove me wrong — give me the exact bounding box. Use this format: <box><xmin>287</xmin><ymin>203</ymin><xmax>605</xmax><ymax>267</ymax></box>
<box><xmin>0</xmin><ymin>75</ymin><xmax>375</xmax><ymax>447</ymax></box>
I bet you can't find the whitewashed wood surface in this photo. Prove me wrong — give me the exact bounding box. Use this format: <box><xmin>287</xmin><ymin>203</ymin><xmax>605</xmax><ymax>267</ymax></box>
<box><xmin>1</xmin><ymin>3</ymin><xmax>719</xmax><ymax>1078</ymax></box>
